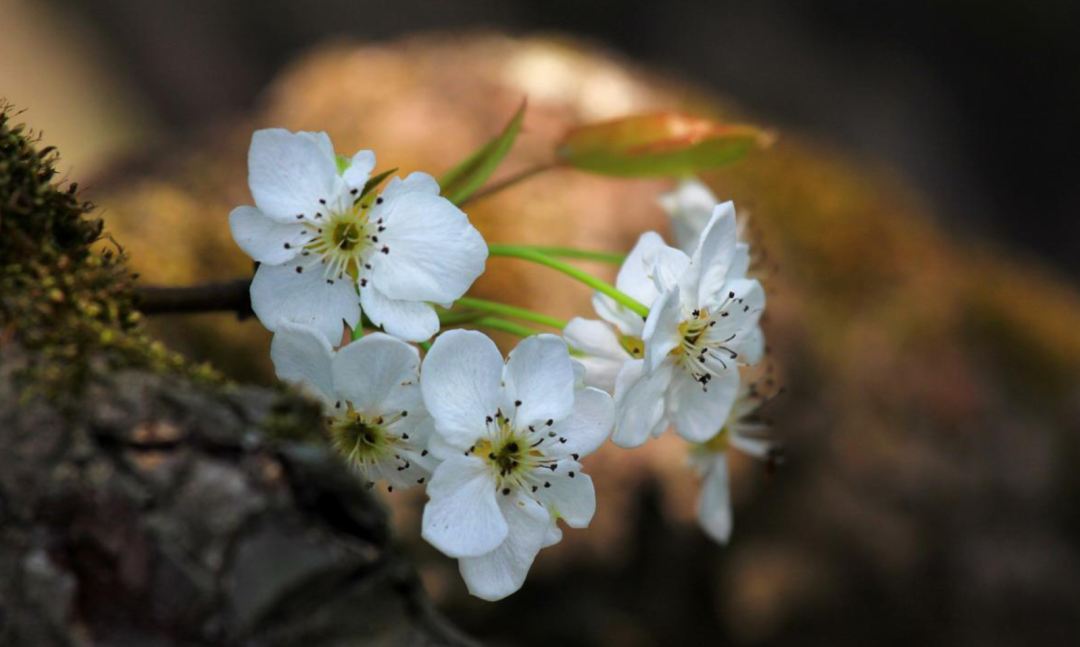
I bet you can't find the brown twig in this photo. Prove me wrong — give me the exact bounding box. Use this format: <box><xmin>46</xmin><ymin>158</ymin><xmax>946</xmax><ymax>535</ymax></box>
<box><xmin>135</xmin><ymin>278</ymin><xmax>253</xmax><ymax>318</ymax></box>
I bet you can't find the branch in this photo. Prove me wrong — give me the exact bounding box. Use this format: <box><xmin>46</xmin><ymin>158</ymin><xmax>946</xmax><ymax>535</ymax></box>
<box><xmin>136</xmin><ymin>278</ymin><xmax>252</xmax><ymax>318</ymax></box>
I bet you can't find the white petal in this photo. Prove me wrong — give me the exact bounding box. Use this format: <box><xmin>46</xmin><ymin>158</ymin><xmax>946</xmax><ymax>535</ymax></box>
<box><xmin>532</xmin><ymin>461</ymin><xmax>595</xmax><ymax>528</ymax></box>
<box><xmin>704</xmin><ymin>278</ymin><xmax>766</xmax><ymax>344</ymax></box>
<box><xmin>659</xmin><ymin>178</ymin><xmax>719</xmax><ymax>254</ymax></box>
<box><xmin>342</xmin><ymin>150</ymin><xmax>376</xmax><ymax>192</ymax></box>
<box><xmin>422</xmin><ymin>456</ymin><xmax>507</xmax><ymax>558</ymax></box>
<box><xmin>379</xmin><ymin>171</ymin><xmax>441</xmax><ymax>201</ymax></box>
<box><xmin>359</xmin><ymin>287</ymin><xmax>440</xmax><ymax>342</ymax></box>
<box><xmin>427</xmin><ymin>428</ymin><xmax>469</xmax><ymax>460</ymax></box>
<box><xmin>368</xmin><ymin>191</ymin><xmax>487</xmax><ymax>303</ymax></box>
<box><xmin>250</xmin><ymin>259</ymin><xmax>360</xmax><ymax>344</ymax></box>
<box><xmin>458</xmin><ymin>493</ymin><xmax>550</xmax><ymax>601</ymax></box>
<box><xmin>691</xmin><ymin>202</ymin><xmax>739</xmax><ymax>307</ymax></box>
<box><xmin>562</xmin><ymin>318</ymin><xmax>632</xmax><ymax>393</ymax></box>
<box><xmin>741</xmin><ymin>325</ymin><xmax>765</xmax><ymax>366</ymax></box>
<box><xmin>615</xmin><ymin>231</ymin><xmax>666</xmax><ymax>304</ymax></box>
<box><xmin>730</xmin><ymin>433</ymin><xmax>772</xmax><ymax>460</ymax></box>
<box><xmin>547</xmin><ymin>387</ymin><xmax>613</xmax><ymax>460</ymax></box>
<box><xmin>611</xmin><ymin>360</ymin><xmax>672</xmax><ymax>448</ymax></box>
<box><xmin>248</xmin><ymin>129</ymin><xmax>340</xmax><ymax>221</ymax></box>
<box><xmin>331</xmin><ymin>332</ymin><xmax>420</xmax><ymax>412</ymax></box>
<box><xmin>591</xmin><ymin>291</ymin><xmax>646</xmax><ymax>337</ymax></box>
<box><xmin>668</xmin><ymin>366</ymin><xmax>740</xmax><ymax>443</ymax></box>
<box><xmin>698</xmin><ymin>453</ymin><xmax>732</xmax><ymax>544</ymax></box>
<box><xmin>644</xmin><ymin>244</ymin><xmax>692</xmax><ymax>295</ymax></box>
<box><xmin>269</xmin><ymin>322</ymin><xmax>335</xmax><ymax>403</ymax></box>
<box><xmin>728</xmin><ymin>242</ymin><xmax>751</xmax><ymax>280</ymax></box>
<box><xmin>542</xmin><ymin>519</ymin><xmax>563</xmax><ymax>548</ymax></box>
<box><xmin>642</xmin><ymin>286</ymin><xmax>683</xmax><ymax>375</ymax></box>
<box><xmin>502</xmin><ymin>334</ymin><xmax>575</xmax><ymax>428</ymax></box>
<box><xmin>229</xmin><ymin>206</ymin><xmax>306</xmax><ymax>265</ymax></box>
<box><xmin>421</xmin><ymin>330</ymin><xmax>504</xmax><ymax>449</ymax></box>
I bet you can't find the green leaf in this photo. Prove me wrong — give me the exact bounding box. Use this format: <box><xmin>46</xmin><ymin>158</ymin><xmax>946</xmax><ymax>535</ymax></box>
<box><xmin>439</xmin><ymin>100</ymin><xmax>527</xmax><ymax>205</ymax></box>
<box><xmin>557</xmin><ymin>112</ymin><xmax>771</xmax><ymax>177</ymax></box>
<box><xmin>361</xmin><ymin>167</ymin><xmax>398</xmax><ymax>198</ymax></box>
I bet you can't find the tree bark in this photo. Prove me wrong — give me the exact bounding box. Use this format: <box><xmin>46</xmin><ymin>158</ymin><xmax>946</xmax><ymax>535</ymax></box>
<box><xmin>0</xmin><ymin>344</ymin><xmax>476</xmax><ymax>647</ymax></box>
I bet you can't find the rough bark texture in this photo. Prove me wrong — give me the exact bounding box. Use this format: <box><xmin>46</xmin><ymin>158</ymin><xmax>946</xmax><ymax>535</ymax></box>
<box><xmin>0</xmin><ymin>345</ymin><xmax>473</xmax><ymax>647</ymax></box>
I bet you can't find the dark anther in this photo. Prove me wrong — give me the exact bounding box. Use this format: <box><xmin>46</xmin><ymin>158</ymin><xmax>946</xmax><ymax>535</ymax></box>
<box><xmin>319</xmin><ymin>199</ymin><xmax>327</xmax><ymax>204</ymax></box>
<box><xmin>295</xmin><ymin>266</ymin><xmax>303</xmax><ymax>273</ymax></box>
<box><xmin>417</xmin><ymin>477</ymin><xmax>426</xmax><ymax>484</ymax></box>
<box><xmin>421</xmin><ymin>450</ymin><xmax>428</xmax><ymax>457</ymax></box>
<box><xmin>401</xmin><ymin>433</ymin><xmax>409</xmax><ymax>440</ymax></box>
<box><xmin>401</xmin><ymin>411</ymin><xmax>408</xmax><ymax>417</ymax></box>
<box><xmin>569</xmin><ymin>471</ymin><xmax>576</xmax><ymax>478</ymax></box>
<box><xmin>376</xmin><ymin>197</ymin><xmax>384</xmax><ymax>204</ymax></box>
<box><xmin>284</xmin><ymin>242</ymin><xmax>291</xmax><ymax>249</ymax></box>
<box><xmin>508</xmin><ymin>442</ymin><xmax>519</xmax><ymax>452</ymax></box>
<box><xmin>571</xmin><ymin>453</ymin><xmax>579</xmax><ymax>460</ymax></box>
<box><xmin>544</xmin><ymin>481</ymin><xmax>551</xmax><ymax>488</ymax></box>
<box><xmin>502</xmin><ymin>488</ymin><xmax>511</xmax><ymax>496</ymax></box>
<box><xmin>486</xmin><ymin>416</ymin><xmax>494</xmax><ymax>423</ymax></box>
<box><xmin>514</xmin><ymin>400</ymin><xmax>522</xmax><ymax>406</ymax></box>
<box><xmin>546</xmin><ymin>419</ymin><xmax>554</xmax><ymax>426</ymax></box>
<box><xmin>381</xmin><ymin>246</ymin><xmax>390</xmax><ymax>254</ymax></box>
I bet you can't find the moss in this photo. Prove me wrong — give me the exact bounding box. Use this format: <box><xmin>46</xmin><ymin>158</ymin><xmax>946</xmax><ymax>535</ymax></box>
<box><xmin>0</xmin><ymin>104</ymin><xmax>221</xmax><ymax>404</ymax></box>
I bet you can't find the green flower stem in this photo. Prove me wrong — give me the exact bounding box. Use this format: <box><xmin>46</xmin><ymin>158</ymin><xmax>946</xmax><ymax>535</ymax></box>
<box><xmin>454</xmin><ymin>297</ymin><xmax>568</xmax><ymax>330</ymax></box>
<box><xmin>473</xmin><ymin>316</ymin><xmax>541</xmax><ymax>338</ymax></box>
<box><xmin>437</xmin><ymin>309</ymin><xmax>485</xmax><ymax>326</ymax></box>
<box><xmin>418</xmin><ymin>340</ymin><xmax>432</xmax><ymax>352</ymax></box>
<box><xmin>518</xmin><ymin>246</ymin><xmax>625</xmax><ymax>264</ymax></box>
<box><xmin>487</xmin><ymin>244</ymin><xmax>650</xmax><ymax>318</ymax></box>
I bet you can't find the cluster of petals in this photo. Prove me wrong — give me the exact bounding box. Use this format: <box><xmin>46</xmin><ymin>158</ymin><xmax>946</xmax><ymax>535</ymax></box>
<box><xmin>230</xmin><ymin>129</ymin><xmax>487</xmax><ymax>344</ymax></box>
<box><xmin>420</xmin><ymin>331</ymin><xmax>614</xmax><ymax>600</ymax></box>
<box><xmin>564</xmin><ymin>197</ymin><xmax>765</xmax><ymax>448</ymax></box>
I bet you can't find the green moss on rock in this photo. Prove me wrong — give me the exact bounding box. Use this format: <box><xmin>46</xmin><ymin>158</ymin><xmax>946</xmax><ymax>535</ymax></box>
<box><xmin>0</xmin><ymin>105</ymin><xmax>220</xmax><ymax>403</ymax></box>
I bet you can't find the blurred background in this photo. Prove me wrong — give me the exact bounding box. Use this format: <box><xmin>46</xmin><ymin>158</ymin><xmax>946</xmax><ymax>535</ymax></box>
<box><xmin>3</xmin><ymin>0</ymin><xmax>1080</xmax><ymax>645</ymax></box>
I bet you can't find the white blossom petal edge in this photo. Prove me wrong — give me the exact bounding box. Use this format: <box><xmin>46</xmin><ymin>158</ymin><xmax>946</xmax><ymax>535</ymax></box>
<box><xmin>613</xmin><ymin>203</ymin><xmax>766</xmax><ymax>446</ymax></box>
<box><xmin>232</xmin><ymin>129</ymin><xmax>487</xmax><ymax>343</ymax></box>
<box><xmin>270</xmin><ymin>322</ymin><xmax>437</xmax><ymax>489</ymax></box>
<box><xmin>420</xmin><ymin>330</ymin><xmax>614</xmax><ymax>600</ymax></box>
<box><xmin>689</xmin><ymin>382</ymin><xmax>782</xmax><ymax>544</ymax></box>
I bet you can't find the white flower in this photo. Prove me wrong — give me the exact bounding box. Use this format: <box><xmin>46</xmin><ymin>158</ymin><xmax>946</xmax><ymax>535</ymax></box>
<box><xmin>658</xmin><ymin>177</ymin><xmax>722</xmax><ymax>254</ymax></box>
<box><xmin>419</xmin><ymin>331</ymin><xmax>614</xmax><ymax>601</ymax></box>
<box><xmin>689</xmin><ymin>382</ymin><xmax>781</xmax><ymax>544</ymax></box>
<box><xmin>612</xmin><ymin>203</ymin><xmax>766</xmax><ymax>448</ymax></box>
<box><xmin>270</xmin><ymin>322</ymin><xmax>437</xmax><ymax>490</ymax></box>
<box><xmin>562</xmin><ymin>231</ymin><xmax>666</xmax><ymax>392</ymax></box>
<box><xmin>230</xmin><ymin>129</ymin><xmax>488</xmax><ymax>343</ymax></box>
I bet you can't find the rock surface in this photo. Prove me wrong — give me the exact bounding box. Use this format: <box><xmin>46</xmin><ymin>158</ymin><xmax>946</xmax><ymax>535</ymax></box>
<box><xmin>0</xmin><ymin>345</ymin><xmax>473</xmax><ymax>647</ymax></box>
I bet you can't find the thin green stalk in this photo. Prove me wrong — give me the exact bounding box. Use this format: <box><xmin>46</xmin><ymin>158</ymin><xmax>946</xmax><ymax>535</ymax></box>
<box><xmin>454</xmin><ymin>297</ymin><xmax>567</xmax><ymax>330</ymax></box>
<box><xmin>487</xmin><ymin>244</ymin><xmax>650</xmax><ymax>318</ymax></box>
<box><xmin>458</xmin><ymin>162</ymin><xmax>557</xmax><ymax>207</ymax></box>
<box><xmin>418</xmin><ymin>340</ymin><xmax>432</xmax><ymax>352</ymax></box>
<box><xmin>473</xmin><ymin>316</ymin><xmax>541</xmax><ymax>338</ymax></box>
<box><xmin>437</xmin><ymin>309</ymin><xmax>485</xmax><ymax>326</ymax></box>
<box><xmin>520</xmin><ymin>246</ymin><xmax>625</xmax><ymax>264</ymax></box>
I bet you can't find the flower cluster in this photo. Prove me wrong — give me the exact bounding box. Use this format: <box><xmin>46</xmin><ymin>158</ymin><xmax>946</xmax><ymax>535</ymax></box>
<box><xmin>232</xmin><ymin>128</ymin><xmax>780</xmax><ymax>601</ymax></box>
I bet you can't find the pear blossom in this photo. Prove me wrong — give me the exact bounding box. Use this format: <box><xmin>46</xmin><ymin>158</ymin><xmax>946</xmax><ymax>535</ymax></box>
<box><xmin>231</xmin><ymin>129</ymin><xmax>487</xmax><ymax>343</ymax></box>
<box><xmin>270</xmin><ymin>322</ymin><xmax>436</xmax><ymax>490</ymax></box>
<box><xmin>612</xmin><ymin>203</ymin><xmax>766</xmax><ymax>448</ymax></box>
<box><xmin>689</xmin><ymin>381</ymin><xmax>782</xmax><ymax>544</ymax></box>
<box><xmin>658</xmin><ymin>177</ymin><xmax>724</xmax><ymax>254</ymax></box>
<box><xmin>562</xmin><ymin>231</ymin><xmax>666</xmax><ymax>392</ymax></box>
<box><xmin>566</xmin><ymin>200</ymin><xmax>764</xmax><ymax>397</ymax></box>
<box><xmin>419</xmin><ymin>331</ymin><xmax>614</xmax><ymax>601</ymax></box>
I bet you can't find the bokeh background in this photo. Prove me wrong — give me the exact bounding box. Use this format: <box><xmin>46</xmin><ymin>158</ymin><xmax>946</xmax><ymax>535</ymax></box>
<box><xmin>3</xmin><ymin>0</ymin><xmax>1079</xmax><ymax>645</ymax></box>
